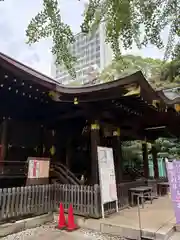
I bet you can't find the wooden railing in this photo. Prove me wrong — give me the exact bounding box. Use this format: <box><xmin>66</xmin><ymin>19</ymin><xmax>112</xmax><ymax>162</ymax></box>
<box><xmin>0</xmin><ymin>184</ymin><xmax>100</xmax><ymax>222</ymax></box>
<box><xmin>0</xmin><ymin>184</ymin><xmax>55</xmax><ymax>223</ymax></box>
<box><xmin>0</xmin><ymin>179</ymin><xmax>164</xmax><ymax>222</ymax></box>
<box><xmin>0</xmin><ymin>161</ymin><xmax>27</xmax><ymax>177</ymax></box>
<box><xmin>55</xmin><ymin>184</ymin><xmax>100</xmax><ymax>218</ymax></box>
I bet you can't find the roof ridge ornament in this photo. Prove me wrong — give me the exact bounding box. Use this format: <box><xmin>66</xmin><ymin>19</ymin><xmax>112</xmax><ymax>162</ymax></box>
<box><xmin>123</xmin><ymin>85</ymin><xmax>140</xmax><ymax>97</ymax></box>
<box><xmin>174</xmin><ymin>104</ymin><xmax>180</xmax><ymax>112</ymax></box>
<box><xmin>48</xmin><ymin>91</ymin><xmax>61</xmax><ymax>101</ymax></box>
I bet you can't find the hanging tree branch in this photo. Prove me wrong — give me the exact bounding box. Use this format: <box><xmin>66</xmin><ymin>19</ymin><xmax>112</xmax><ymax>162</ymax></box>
<box><xmin>1</xmin><ymin>0</ymin><xmax>180</xmax><ymax>77</ymax></box>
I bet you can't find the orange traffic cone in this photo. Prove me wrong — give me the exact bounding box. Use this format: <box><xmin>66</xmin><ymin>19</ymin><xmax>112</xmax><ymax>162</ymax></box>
<box><xmin>66</xmin><ymin>204</ymin><xmax>78</xmax><ymax>231</ymax></box>
<box><xmin>57</xmin><ymin>203</ymin><xmax>66</xmax><ymax>229</ymax></box>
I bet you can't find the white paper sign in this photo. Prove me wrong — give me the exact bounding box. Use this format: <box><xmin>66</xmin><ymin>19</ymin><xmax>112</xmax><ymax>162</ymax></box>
<box><xmin>27</xmin><ymin>157</ymin><xmax>50</xmax><ymax>179</ymax></box>
<box><xmin>97</xmin><ymin>146</ymin><xmax>118</xmax><ymax>204</ymax></box>
<box><xmin>28</xmin><ymin>159</ymin><xmax>40</xmax><ymax>178</ymax></box>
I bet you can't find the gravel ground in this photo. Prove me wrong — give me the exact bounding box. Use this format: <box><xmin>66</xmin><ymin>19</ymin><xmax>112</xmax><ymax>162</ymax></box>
<box><xmin>1</xmin><ymin>223</ymin><xmax>126</xmax><ymax>240</ymax></box>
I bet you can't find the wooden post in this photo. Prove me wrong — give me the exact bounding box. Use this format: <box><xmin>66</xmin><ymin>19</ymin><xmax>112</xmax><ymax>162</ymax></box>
<box><xmin>142</xmin><ymin>142</ymin><xmax>149</xmax><ymax>179</ymax></box>
<box><xmin>90</xmin><ymin>121</ymin><xmax>100</xmax><ymax>185</ymax></box>
<box><xmin>152</xmin><ymin>144</ymin><xmax>159</xmax><ymax>179</ymax></box>
<box><xmin>38</xmin><ymin>125</ymin><xmax>44</xmax><ymax>157</ymax></box>
<box><xmin>65</xmin><ymin>137</ymin><xmax>72</xmax><ymax>170</ymax></box>
<box><xmin>112</xmin><ymin>128</ymin><xmax>122</xmax><ymax>184</ymax></box>
<box><xmin>0</xmin><ymin>120</ymin><xmax>8</xmax><ymax>171</ymax></box>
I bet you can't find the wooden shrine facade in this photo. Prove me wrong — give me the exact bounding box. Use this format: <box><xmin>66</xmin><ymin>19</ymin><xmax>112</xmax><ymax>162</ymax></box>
<box><xmin>0</xmin><ymin>52</ymin><xmax>179</xmax><ymax>185</ymax></box>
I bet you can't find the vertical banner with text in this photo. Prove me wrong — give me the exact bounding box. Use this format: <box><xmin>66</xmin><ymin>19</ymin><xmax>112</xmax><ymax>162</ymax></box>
<box><xmin>166</xmin><ymin>160</ymin><xmax>180</xmax><ymax>224</ymax></box>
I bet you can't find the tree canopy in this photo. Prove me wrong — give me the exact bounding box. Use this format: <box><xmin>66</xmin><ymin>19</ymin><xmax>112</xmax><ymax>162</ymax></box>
<box><xmin>161</xmin><ymin>42</ymin><xmax>180</xmax><ymax>83</ymax></box>
<box><xmin>1</xmin><ymin>0</ymin><xmax>178</xmax><ymax>77</ymax></box>
<box><xmin>99</xmin><ymin>54</ymin><xmax>180</xmax><ymax>89</ymax></box>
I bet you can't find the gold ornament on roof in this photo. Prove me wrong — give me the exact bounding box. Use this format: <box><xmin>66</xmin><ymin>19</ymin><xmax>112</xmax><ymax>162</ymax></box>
<box><xmin>175</xmin><ymin>104</ymin><xmax>180</xmax><ymax>112</ymax></box>
<box><xmin>74</xmin><ymin>97</ymin><xmax>78</xmax><ymax>105</ymax></box>
<box><xmin>113</xmin><ymin>128</ymin><xmax>120</xmax><ymax>136</ymax></box>
<box><xmin>123</xmin><ymin>85</ymin><xmax>140</xmax><ymax>96</ymax></box>
<box><xmin>48</xmin><ymin>91</ymin><xmax>61</xmax><ymax>101</ymax></box>
<box><xmin>50</xmin><ymin>145</ymin><xmax>56</xmax><ymax>156</ymax></box>
<box><xmin>91</xmin><ymin>123</ymin><xmax>100</xmax><ymax>130</ymax></box>
<box><xmin>152</xmin><ymin>100</ymin><xmax>160</xmax><ymax>108</ymax></box>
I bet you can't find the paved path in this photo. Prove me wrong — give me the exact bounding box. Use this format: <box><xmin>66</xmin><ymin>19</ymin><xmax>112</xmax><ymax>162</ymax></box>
<box><xmin>1</xmin><ymin>224</ymin><xmax>123</xmax><ymax>240</ymax></box>
<box><xmin>24</xmin><ymin>229</ymin><xmax>91</xmax><ymax>240</ymax></box>
<box><xmin>1</xmin><ymin>225</ymin><xmax>92</xmax><ymax>240</ymax></box>
<box><xmin>77</xmin><ymin>196</ymin><xmax>175</xmax><ymax>234</ymax></box>
<box><xmin>169</xmin><ymin>232</ymin><xmax>180</xmax><ymax>240</ymax></box>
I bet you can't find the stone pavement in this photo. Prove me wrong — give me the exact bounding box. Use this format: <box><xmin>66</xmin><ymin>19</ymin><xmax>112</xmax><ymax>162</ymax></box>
<box><xmin>169</xmin><ymin>232</ymin><xmax>180</xmax><ymax>240</ymax></box>
<box><xmin>1</xmin><ymin>224</ymin><xmax>124</xmax><ymax>240</ymax></box>
<box><xmin>22</xmin><ymin>229</ymin><xmax>91</xmax><ymax>240</ymax></box>
<box><xmin>101</xmin><ymin>196</ymin><xmax>175</xmax><ymax>231</ymax></box>
<box><xmin>60</xmin><ymin>196</ymin><xmax>175</xmax><ymax>239</ymax></box>
<box><xmin>1</xmin><ymin>196</ymin><xmax>176</xmax><ymax>240</ymax></box>
<box><xmin>1</xmin><ymin>225</ymin><xmax>91</xmax><ymax>240</ymax></box>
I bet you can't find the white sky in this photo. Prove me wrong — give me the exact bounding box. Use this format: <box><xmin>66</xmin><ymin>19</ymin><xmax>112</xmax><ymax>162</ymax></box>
<box><xmin>0</xmin><ymin>0</ymin><xmax>170</xmax><ymax>77</ymax></box>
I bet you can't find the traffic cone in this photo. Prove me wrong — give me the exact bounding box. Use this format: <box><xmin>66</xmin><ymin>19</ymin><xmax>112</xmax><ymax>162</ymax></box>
<box><xmin>66</xmin><ymin>204</ymin><xmax>79</xmax><ymax>231</ymax></box>
<box><xmin>57</xmin><ymin>203</ymin><xmax>66</xmax><ymax>229</ymax></box>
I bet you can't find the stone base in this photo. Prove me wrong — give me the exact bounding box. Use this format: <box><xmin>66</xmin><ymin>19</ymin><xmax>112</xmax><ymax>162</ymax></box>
<box><xmin>175</xmin><ymin>224</ymin><xmax>180</xmax><ymax>232</ymax></box>
<box><xmin>53</xmin><ymin>213</ymin><xmax>174</xmax><ymax>240</ymax></box>
<box><xmin>0</xmin><ymin>213</ymin><xmax>53</xmax><ymax>238</ymax></box>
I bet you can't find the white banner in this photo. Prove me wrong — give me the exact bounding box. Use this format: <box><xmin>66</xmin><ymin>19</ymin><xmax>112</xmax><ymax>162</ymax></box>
<box><xmin>97</xmin><ymin>146</ymin><xmax>118</xmax><ymax>205</ymax></box>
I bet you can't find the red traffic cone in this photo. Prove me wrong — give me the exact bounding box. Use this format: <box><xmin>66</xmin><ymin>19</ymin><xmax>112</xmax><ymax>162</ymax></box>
<box><xmin>66</xmin><ymin>204</ymin><xmax>78</xmax><ymax>231</ymax></box>
<box><xmin>57</xmin><ymin>203</ymin><xmax>66</xmax><ymax>229</ymax></box>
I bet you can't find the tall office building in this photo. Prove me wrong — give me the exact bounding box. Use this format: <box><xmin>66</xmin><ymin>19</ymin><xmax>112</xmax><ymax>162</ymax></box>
<box><xmin>52</xmin><ymin>24</ymin><xmax>113</xmax><ymax>85</ymax></box>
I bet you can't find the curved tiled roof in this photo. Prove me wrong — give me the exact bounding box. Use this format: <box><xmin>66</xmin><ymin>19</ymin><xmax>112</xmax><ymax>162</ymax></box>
<box><xmin>157</xmin><ymin>88</ymin><xmax>180</xmax><ymax>105</ymax></box>
<box><xmin>0</xmin><ymin>51</ymin><xmax>179</xmax><ymax>107</ymax></box>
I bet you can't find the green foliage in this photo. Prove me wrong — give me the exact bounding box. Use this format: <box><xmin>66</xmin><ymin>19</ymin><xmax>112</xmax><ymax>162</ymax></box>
<box><xmin>26</xmin><ymin>0</ymin><xmax>76</xmax><ymax>78</ymax></box>
<box><xmin>4</xmin><ymin>0</ymin><xmax>178</xmax><ymax>77</ymax></box>
<box><xmin>122</xmin><ymin>141</ymin><xmax>143</xmax><ymax>165</ymax></box>
<box><xmin>122</xmin><ymin>138</ymin><xmax>180</xmax><ymax>167</ymax></box>
<box><xmin>0</xmin><ymin>0</ymin><xmax>179</xmax><ymax>79</ymax></box>
<box><xmin>67</xmin><ymin>80</ymin><xmax>82</xmax><ymax>86</ymax></box>
<box><xmin>100</xmin><ymin>54</ymin><xmax>162</xmax><ymax>83</ymax></box>
<box><xmin>161</xmin><ymin>42</ymin><xmax>180</xmax><ymax>82</ymax></box>
<box><xmin>100</xmin><ymin>54</ymin><xmax>180</xmax><ymax>89</ymax></box>
<box><xmin>155</xmin><ymin>138</ymin><xmax>180</xmax><ymax>158</ymax></box>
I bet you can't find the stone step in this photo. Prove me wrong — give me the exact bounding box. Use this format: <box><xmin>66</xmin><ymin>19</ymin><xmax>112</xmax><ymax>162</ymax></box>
<box><xmin>168</xmin><ymin>232</ymin><xmax>180</xmax><ymax>240</ymax></box>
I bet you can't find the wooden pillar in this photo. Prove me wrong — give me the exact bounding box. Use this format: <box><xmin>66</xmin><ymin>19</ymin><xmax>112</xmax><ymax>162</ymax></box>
<box><xmin>0</xmin><ymin>120</ymin><xmax>8</xmax><ymax>170</ymax></box>
<box><xmin>142</xmin><ymin>142</ymin><xmax>149</xmax><ymax>179</ymax></box>
<box><xmin>38</xmin><ymin>125</ymin><xmax>44</xmax><ymax>157</ymax></box>
<box><xmin>90</xmin><ymin>121</ymin><xmax>100</xmax><ymax>185</ymax></box>
<box><xmin>112</xmin><ymin>128</ymin><xmax>122</xmax><ymax>183</ymax></box>
<box><xmin>152</xmin><ymin>144</ymin><xmax>159</xmax><ymax>179</ymax></box>
<box><xmin>65</xmin><ymin>138</ymin><xmax>72</xmax><ymax>170</ymax></box>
